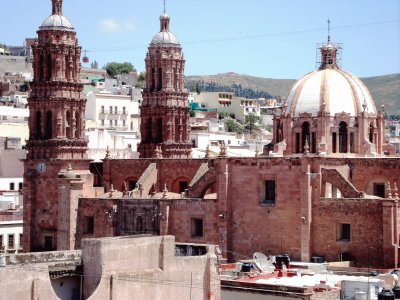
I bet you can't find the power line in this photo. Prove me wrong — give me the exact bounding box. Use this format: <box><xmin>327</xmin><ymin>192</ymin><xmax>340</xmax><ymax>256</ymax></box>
<box><xmin>86</xmin><ymin>19</ymin><xmax>400</xmax><ymax>53</ymax></box>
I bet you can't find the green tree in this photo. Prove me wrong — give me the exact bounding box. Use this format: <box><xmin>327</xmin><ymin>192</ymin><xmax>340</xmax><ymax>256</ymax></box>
<box><xmin>225</xmin><ymin>119</ymin><xmax>242</xmax><ymax>133</ymax></box>
<box><xmin>244</xmin><ymin>113</ymin><xmax>261</xmax><ymax>134</ymax></box>
<box><xmin>135</xmin><ymin>72</ymin><xmax>146</xmax><ymax>88</ymax></box>
<box><xmin>104</xmin><ymin>62</ymin><xmax>136</xmax><ymax>77</ymax></box>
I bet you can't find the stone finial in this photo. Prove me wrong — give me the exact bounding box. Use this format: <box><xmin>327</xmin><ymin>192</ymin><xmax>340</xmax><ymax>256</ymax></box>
<box><xmin>393</xmin><ymin>182</ymin><xmax>399</xmax><ymax>200</ymax></box>
<box><xmin>386</xmin><ymin>181</ymin><xmax>393</xmax><ymax>199</ymax></box>
<box><xmin>362</xmin><ymin>101</ymin><xmax>368</xmax><ymax>112</ymax></box>
<box><xmin>316</xmin><ymin>142</ymin><xmax>321</xmax><ymax>156</ymax></box>
<box><xmin>303</xmin><ymin>138</ymin><xmax>310</xmax><ymax>155</ymax></box>
<box><xmin>381</xmin><ymin>104</ymin><xmax>385</xmax><ymax>115</ymax></box>
<box><xmin>122</xmin><ymin>181</ymin><xmax>128</xmax><ymax>196</ymax></box>
<box><xmin>104</xmin><ymin>146</ymin><xmax>110</xmax><ymax>159</ymax></box>
<box><xmin>67</xmin><ymin>164</ymin><xmax>72</xmax><ymax>172</ymax></box>
<box><xmin>109</xmin><ymin>184</ymin><xmax>115</xmax><ymax>198</ymax></box>
<box><xmin>205</xmin><ymin>144</ymin><xmax>211</xmax><ymax>159</ymax></box>
<box><xmin>218</xmin><ymin>143</ymin><xmax>227</xmax><ymax>158</ymax></box>
<box><xmin>162</xmin><ymin>183</ymin><xmax>168</xmax><ymax>198</ymax></box>
<box><xmin>154</xmin><ymin>146</ymin><xmax>163</xmax><ymax>158</ymax></box>
<box><xmin>321</xmin><ymin>101</ymin><xmax>326</xmax><ymax>113</ymax></box>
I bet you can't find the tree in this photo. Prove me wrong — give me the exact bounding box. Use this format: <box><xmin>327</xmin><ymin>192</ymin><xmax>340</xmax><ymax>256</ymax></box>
<box><xmin>225</xmin><ymin>119</ymin><xmax>242</xmax><ymax>133</ymax></box>
<box><xmin>104</xmin><ymin>62</ymin><xmax>136</xmax><ymax>78</ymax></box>
<box><xmin>244</xmin><ymin>113</ymin><xmax>261</xmax><ymax>134</ymax></box>
<box><xmin>195</xmin><ymin>82</ymin><xmax>201</xmax><ymax>94</ymax></box>
<box><xmin>135</xmin><ymin>72</ymin><xmax>146</xmax><ymax>88</ymax></box>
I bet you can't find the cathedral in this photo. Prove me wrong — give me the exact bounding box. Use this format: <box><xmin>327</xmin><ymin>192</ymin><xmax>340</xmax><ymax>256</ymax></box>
<box><xmin>23</xmin><ymin>0</ymin><xmax>400</xmax><ymax>269</ymax></box>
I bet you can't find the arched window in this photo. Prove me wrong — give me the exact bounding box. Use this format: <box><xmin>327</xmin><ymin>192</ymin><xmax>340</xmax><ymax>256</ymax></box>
<box><xmin>369</xmin><ymin>123</ymin><xmax>374</xmax><ymax>143</ymax></box>
<box><xmin>146</xmin><ymin>118</ymin><xmax>152</xmax><ymax>142</ymax></box>
<box><xmin>75</xmin><ymin>111</ymin><xmax>80</xmax><ymax>138</ymax></box>
<box><xmin>332</xmin><ymin>132</ymin><xmax>337</xmax><ymax>153</ymax></box>
<box><xmin>301</xmin><ymin>122</ymin><xmax>310</xmax><ymax>152</ymax></box>
<box><xmin>151</xmin><ymin>68</ymin><xmax>155</xmax><ymax>91</ymax></box>
<box><xmin>295</xmin><ymin>133</ymin><xmax>300</xmax><ymax>153</ymax></box>
<box><xmin>66</xmin><ymin>111</ymin><xmax>72</xmax><ymax>138</ymax></box>
<box><xmin>45</xmin><ymin>111</ymin><xmax>52</xmax><ymax>139</ymax></box>
<box><xmin>158</xmin><ymin>68</ymin><xmax>162</xmax><ymax>91</ymax></box>
<box><xmin>156</xmin><ymin>118</ymin><xmax>163</xmax><ymax>143</ymax></box>
<box><xmin>339</xmin><ymin>121</ymin><xmax>348</xmax><ymax>153</ymax></box>
<box><xmin>35</xmin><ymin>111</ymin><xmax>42</xmax><ymax>139</ymax></box>
<box><xmin>350</xmin><ymin>132</ymin><xmax>354</xmax><ymax>153</ymax></box>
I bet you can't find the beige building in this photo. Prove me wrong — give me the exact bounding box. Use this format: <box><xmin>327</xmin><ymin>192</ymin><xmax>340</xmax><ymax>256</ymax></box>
<box><xmin>0</xmin><ymin>235</ymin><xmax>220</xmax><ymax>300</ymax></box>
<box><xmin>193</xmin><ymin>92</ymin><xmax>261</xmax><ymax>122</ymax></box>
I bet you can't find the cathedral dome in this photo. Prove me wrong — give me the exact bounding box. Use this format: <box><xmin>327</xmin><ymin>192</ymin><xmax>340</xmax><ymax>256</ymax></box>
<box><xmin>150</xmin><ymin>13</ymin><xmax>180</xmax><ymax>46</ymax></box>
<box><xmin>39</xmin><ymin>14</ymin><xmax>75</xmax><ymax>32</ymax></box>
<box><xmin>285</xmin><ymin>68</ymin><xmax>376</xmax><ymax>117</ymax></box>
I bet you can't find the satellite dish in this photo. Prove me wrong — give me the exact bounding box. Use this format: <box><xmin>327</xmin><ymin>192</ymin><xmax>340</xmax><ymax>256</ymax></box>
<box><xmin>253</xmin><ymin>252</ymin><xmax>275</xmax><ymax>273</ymax></box>
<box><xmin>377</xmin><ymin>273</ymin><xmax>397</xmax><ymax>290</ymax></box>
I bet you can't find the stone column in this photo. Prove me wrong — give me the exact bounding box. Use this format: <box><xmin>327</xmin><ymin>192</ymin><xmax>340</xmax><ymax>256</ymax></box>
<box><xmin>382</xmin><ymin>199</ymin><xmax>399</xmax><ymax>268</ymax></box>
<box><xmin>300</xmin><ymin>160</ymin><xmax>312</xmax><ymax>262</ymax></box>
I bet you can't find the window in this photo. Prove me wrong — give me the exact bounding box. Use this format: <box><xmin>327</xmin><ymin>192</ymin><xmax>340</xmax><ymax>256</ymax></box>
<box><xmin>332</xmin><ymin>132</ymin><xmax>337</xmax><ymax>153</ymax></box>
<box><xmin>8</xmin><ymin>234</ymin><xmax>14</xmax><ymax>249</ymax></box>
<box><xmin>114</xmin><ymin>120</ymin><xmax>117</xmax><ymax>126</ymax></box>
<box><xmin>264</xmin><ymin>180</ymin><xmax>276</xmax><ymax>204</ymax></box>
<box><xmin>123</xmin><ymin>107</ymin><xmax>126</xmax><ymax>114</ymax></box>
<box><xmin>109</xmin><ymin>106</ymin><xmax>113</xmax><ymax>114</ymax></box>
<box><xmin>101</xmin><ymin>120</ymin><xmax>104</xmax><ymax>126</ymax></box>
<box><xmin>84</xmin><ymin>216</ymin><xmax>94</xmax><ymax>234</ymax></box>
<box><xmin>123</xmin><ymin>120</ymin><xmax>126</xmax><ymax>127</ymax></box>
<box><xmin>191</xmin><ymin>218</ymin><xmax>203</xmax><ymax>237</ymax></box>
<box><xmin>295</xmin><ymin>133</ymin><xmax>300</xmax><ymax>153</ymax></box>
<box><xmin>337</xmin><ymin>223</ymin><xmax>351</xmax><ymax>241</ymax></box>
<box><xmin>18</xmin><ymin>182</ymin><xmax>22</xmax><ymax>190</ymax></box>
<box><xmin>301</xmin><ymin>122</ymin><xmax>310</xmax><ymax>153</ymax></box>
<box><xmin>0</xmin><ymin>235</ymin><xmax>3</xmax><ymax>250</ymax></box>
<box><xmin>373</xmin><ymin>183</ymin><xmax>385</xmax><ymax>198</ymax></box>
<box><xmin>109</xmin><ymin>120</ymin><xmax>112</xmax><ymax>126</ymax></box>
<box><xmin>9</xmin><ymin>182</ymin><xmax>15</xmax><ymax>190</ymax></box>
<box><xmin>19</xmin><ymin>234</ymin><xmax>23</xmax><ymax>247</ymax></box>
<box><xmin>114</xmin><ymin>106</ymin><xmax>117</xmax><ymax>114</ymax></box>
<box><xmin>339</xmin><ymin>122</ymin><xmax>348</xmax><ymax>153</ymax></box>
<box><xmin>101</xmin><ymin>106</ymin><xmax>104</xmax><ymax>113</ymax></box>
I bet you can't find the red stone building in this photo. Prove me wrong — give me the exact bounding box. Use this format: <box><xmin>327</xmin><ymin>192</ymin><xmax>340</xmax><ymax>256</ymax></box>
<box><xmin>137</xmin><ymin>13</ymin><xmax>191</xmax><ymax>158</ymax></box>
<box><xmin>23</xmin><ymin>1</ymin><xmax>400</xmax><ymax>270</ymax></box>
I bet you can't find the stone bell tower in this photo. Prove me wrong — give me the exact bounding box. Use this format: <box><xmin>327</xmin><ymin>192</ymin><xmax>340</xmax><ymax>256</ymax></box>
<box><xmin>23</xmin><ymin>0</ymin><xmax>90</xmax><ymax>252</ymax></box>
<box><xmin>138</xmin><ymin>12</ymin><xmax>191</xmax><ymax>158</ymax></box>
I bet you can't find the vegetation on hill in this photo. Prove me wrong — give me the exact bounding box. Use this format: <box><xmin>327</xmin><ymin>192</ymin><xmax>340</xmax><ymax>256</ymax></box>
<box><xmin>185</xmin><ymin>72</ymin><xmax>400</xmax><ymax>117</ymax></box>
<box><xmin>104</xmin><ymin>62</ymin><xmax>136</xmax><ymax>77</ymax></box>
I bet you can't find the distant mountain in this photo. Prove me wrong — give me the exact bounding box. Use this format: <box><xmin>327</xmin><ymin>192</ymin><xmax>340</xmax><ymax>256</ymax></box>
<box><xmin>185</xmin><ymin>72</ymin><xmax>400</xmax><ymax>116</ymax></box>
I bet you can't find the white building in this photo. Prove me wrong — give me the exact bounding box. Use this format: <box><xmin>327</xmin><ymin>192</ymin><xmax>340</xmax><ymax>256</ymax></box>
<box><xmin>193</xmin><ymin>92</ymin><xmax>261</xmax><ymax>122</ymax></box>
<box><xmin>0</xmin><ymin>216</ymin><xmax>23</xmax><ymax>253</ymax></box>
<box><xmin>0</xmin><ymin>105</ymin><xmax>29</xmax><ymax>124</ymax></box>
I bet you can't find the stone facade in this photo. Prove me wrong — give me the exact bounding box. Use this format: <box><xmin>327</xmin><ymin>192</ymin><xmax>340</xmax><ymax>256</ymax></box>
<box><xmin>23</xmin><ymin>0</ymin><xmax>91</xmax><ymax>252</ymax></box>
<box><xmin>137</xmin><ymin>14</ymin><xmax>191</xmax><ymax>158</ymax></box>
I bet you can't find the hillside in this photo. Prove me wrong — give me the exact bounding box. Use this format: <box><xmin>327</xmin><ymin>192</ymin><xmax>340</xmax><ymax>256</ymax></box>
<box><xmin>185</xmin><ymin>73</ymin><xmax>399</xmax><ymax>116</ymax></box>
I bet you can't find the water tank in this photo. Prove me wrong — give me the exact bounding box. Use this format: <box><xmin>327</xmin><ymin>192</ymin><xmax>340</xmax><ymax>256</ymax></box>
<box><xmin>378</xmin><ymin>289</ymin><xmax>395</xmax><ymax>300</ymax></box>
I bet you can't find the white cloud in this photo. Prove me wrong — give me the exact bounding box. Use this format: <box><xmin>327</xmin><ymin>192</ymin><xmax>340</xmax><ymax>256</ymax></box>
<box><xmin>99</xmin><ymin>18</ymin><xmax>135</xmax><ymax>33</ymax></box>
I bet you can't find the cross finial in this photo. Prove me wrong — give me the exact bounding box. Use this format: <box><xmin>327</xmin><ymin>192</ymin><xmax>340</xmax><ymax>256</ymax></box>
<box><xmin>163</xmin><ymin>0</ymin><xmax>166</xmax><ymax>14</ymax></box>
<box><xmin>327</xmin><ymin>19</ymin><xmax>331</xmax><ymax>43</ymax></box>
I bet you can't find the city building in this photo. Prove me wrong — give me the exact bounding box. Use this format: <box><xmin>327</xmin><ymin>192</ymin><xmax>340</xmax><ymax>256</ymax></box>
<box><xmin>22</xmin><ymin>0</ymin><xmax>400</xmax><ymax>276</ymax></box>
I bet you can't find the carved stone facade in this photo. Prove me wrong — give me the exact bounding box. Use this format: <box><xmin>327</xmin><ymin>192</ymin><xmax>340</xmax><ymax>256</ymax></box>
<box><xmin>23</xmin><ymin>0</ymin><xmax>91</xmax><ymax>252</ymax></box>
<box><xmin>138</xmin><ymin>14</ymin><xmax>191</xmax><ymax>158</ymax></box>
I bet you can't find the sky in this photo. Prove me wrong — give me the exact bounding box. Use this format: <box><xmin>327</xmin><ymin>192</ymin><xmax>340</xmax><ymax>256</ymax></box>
<box><xmin>1</xmin><ymin>0</ymin><xmax>399</xmax><ymax>79</ymax></box>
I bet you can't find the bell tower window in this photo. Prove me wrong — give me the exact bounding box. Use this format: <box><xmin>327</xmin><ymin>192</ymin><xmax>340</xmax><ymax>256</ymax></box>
<box><xmin>301</xmin><ymin>122</ymin><xmax>310</xmax><ymax>152</ymax></box>
<box><xmin>35</xmin><ymin>111</ymin><xmax>42</xmax><ymax>139</ymax></box>
<box><xmin>45</xmin><ymin>111</ymin><xmax>52</xmax><ymax>139</ymax></box>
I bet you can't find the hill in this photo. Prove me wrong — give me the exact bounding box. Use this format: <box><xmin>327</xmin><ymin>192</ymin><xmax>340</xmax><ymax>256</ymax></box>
<box><xmin>185</xmin><ymin>72</ymin><xmax>399</xmax><ymax>116</ymax></box>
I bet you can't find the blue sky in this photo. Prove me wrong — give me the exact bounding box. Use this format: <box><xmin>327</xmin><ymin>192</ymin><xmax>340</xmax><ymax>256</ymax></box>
<box><xmin>1</xmin><ymin>0</ymin><xmax>399</xmax><ymax>79</ymax></box>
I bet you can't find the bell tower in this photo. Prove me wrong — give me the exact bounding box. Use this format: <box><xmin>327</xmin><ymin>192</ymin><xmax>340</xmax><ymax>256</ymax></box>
<box><xmin>23</xmin><ymin>0</ymin><xmax>90</xmax><ymax>252</ymax></box>
<box><xmin>138</xmin><ymin>12</ymin><xmax>191</xmax><ymax>158</ymax></box>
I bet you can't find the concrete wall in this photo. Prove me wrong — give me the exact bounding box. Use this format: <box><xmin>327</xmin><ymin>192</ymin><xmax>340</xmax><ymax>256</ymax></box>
<box><xmin>82</xmin><ymin>235</ymin><xmax>220</xmax><ymax>300</ymax></box>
